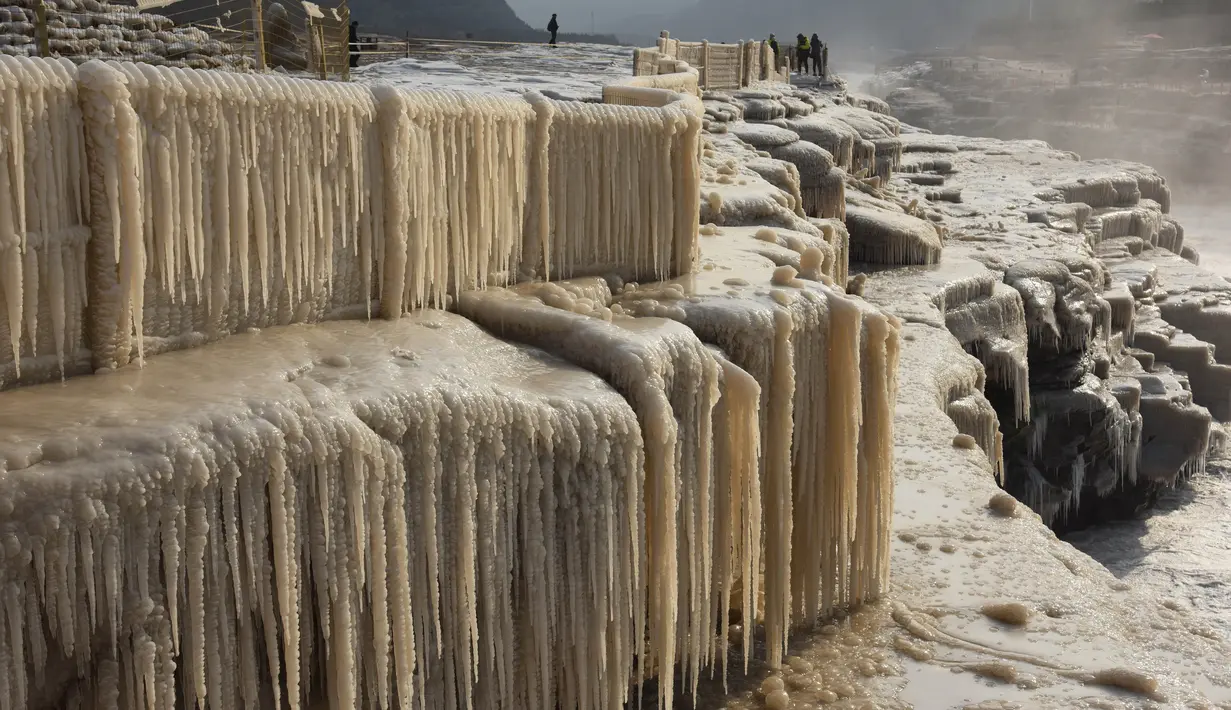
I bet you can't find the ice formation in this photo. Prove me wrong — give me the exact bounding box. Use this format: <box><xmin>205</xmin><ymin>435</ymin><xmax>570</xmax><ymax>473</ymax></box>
<box><xmin>0</xmin><ymin>52</ymin><xmax>908</xmax><ymax>710</ymax></box>
<box><xmin>616</xmin><ymin>262</ymin><xmax>901</xmax><ymax>668</ymax></box>
<box><xmin>542</xmin><ymin>100</ymin><xmax>702</xmax><ymax>281</ymax></box>
<box><xmin>457</xmin><ymin>289</ymin><xmax>738</xmax><ymax>702</ymax></box>
<box><xmin>0</xmin><ymin>56</ymin><xmax>90</xmax><ymax>388</ymax></box>
<box><xmin>844</xmin><ymin>205</ymin><xmax>943</xmax><ymax>266</ymax></box>
<box><xmin>77</xmin><ymin>61</ymin><xmax>381</xmax><ymax>369</ymax></box>
<box><xmin>2</xmin><ymin>58</ymin><xmax>703</xmax><ymax>378</ymax></box>
<box><xmin>0</xmin><ymin>313</ymin><xmax>650</xmax><ymax>710</ymax></box>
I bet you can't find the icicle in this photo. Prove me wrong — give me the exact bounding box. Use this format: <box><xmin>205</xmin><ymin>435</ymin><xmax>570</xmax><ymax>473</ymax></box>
<box><xmin>763</xmin><ymin>306</ymin><xmax>795</xmax><ymax>668</ymax></box>
<box><xmin>0</xmin><ymin>57</ymin><xmax>88</xmax><ymax>383</ymax></box>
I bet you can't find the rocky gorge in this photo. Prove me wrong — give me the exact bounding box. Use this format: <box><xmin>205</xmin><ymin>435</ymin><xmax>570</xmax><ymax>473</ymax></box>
<box><xmin>701</xmin><ymin>75</ymin><xmax>1223</xmax><ymax>536</ymax></box>
<box><xmin>639</xmin><ymin>66</ymin><xmax>1231</xmax><ymax>705</ymax></box>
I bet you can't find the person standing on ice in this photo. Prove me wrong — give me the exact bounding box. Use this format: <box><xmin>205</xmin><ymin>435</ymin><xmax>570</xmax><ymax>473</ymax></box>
<box><xmin>547</xmin><ymin>14</ymin><xmax>559</xmax><ymax>46</ymax></box>
<box><xmin>810</xmin><ymin>34</ymin><xmax>822</xmax><ymax>76</ymax></box>
<box><xmin>768</xmin><ymin>34</ymin><xmax>780</xmax><ymax>69</ymax></box>
<box><xmin>348</xmin><ymin>21</ymin><xmax>360</xmax><ymax>68</ymax></box>
<box><xmin>795</xmin><ymin>34</ymin><xmax>810</xmax><ymax>75</ymax></box>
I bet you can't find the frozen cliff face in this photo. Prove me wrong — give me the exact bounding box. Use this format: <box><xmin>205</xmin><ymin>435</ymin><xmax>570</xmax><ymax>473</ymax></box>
<box><xmin>725</xmin><ymin>66</ymin><xmax>1212</xmax><ymax>532</ymax></box>
<box><xmin>612</xmin><ymin>228</ymin><xmax>900</xmax><ymax>670</ymax></box>
<box><xmin>0</xmin><ymin>313</ymin><xmax>652</xmax><ymax>710</ymax></box>
<box><xmin>714</xmin><ymin>65</ymin><xmax>1214</xmax><ymax>535</ymax></box>
<box><xmin>690</xmin><ymin>77</ymin><xmax>1231</xmax><ymax>706</ymax></box>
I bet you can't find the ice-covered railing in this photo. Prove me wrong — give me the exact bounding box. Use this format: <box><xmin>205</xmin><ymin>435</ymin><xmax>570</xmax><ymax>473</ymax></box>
<box><xmin>1</xmin><ymin>57</ymin><xmax>703</xmax><ymax>384</ymax></box>
<box><xmin>633</xmin><ymin>31</ymin><xmax>784</xmax><ymax>91</ymax></box>
<box><xmin>602</xmin><ymin>60</ymin><xmax>705</xmax><ymax>115</ymax></box>
<box><xmin>78</xmin><ymin>61</ymin><xmax>383</xmax><ymax>371</ymax></box>
<box><xmin>0</xmin><ymin>56</ymin><xmax>91</xmax><ymax>389</ymax></box>
<box><xmin>543</xmin><ymin>99</ymin><xmax>702</xmax><ymax>280</ymax></box>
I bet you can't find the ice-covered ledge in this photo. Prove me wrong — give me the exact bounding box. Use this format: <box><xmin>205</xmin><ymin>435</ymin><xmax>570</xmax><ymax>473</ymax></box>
<box><xmin>0</xmin><ymin>313</ymin><xmax>652</xmax><ymax>709</ymax></box>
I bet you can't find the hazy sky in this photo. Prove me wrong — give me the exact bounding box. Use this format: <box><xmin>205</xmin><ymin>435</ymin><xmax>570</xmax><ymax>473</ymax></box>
<box><xmin>505</xmin><ymin>0</ymin><xmax>685</xmax><ymax>34</ymax></box>
<box><xmin>505</xmin><ymin>0</ymin><xmax>1020</xmax><ymax>48</ymax></box>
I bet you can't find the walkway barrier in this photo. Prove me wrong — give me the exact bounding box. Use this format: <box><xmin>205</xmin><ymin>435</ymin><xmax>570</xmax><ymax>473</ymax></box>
<box><xmin>634</xmin><ymin>30</ymin><xmax>786</xmax><ymax>91</ymax></box>
<box><xmin>0</xmin><ymin>56</ymin><xmax>702</xmax><ymax>384</ymax></box>
<box><xmin>603</xmin><ymin>59</ymin><xmax>704</xmax><ymax>113</ymax></box>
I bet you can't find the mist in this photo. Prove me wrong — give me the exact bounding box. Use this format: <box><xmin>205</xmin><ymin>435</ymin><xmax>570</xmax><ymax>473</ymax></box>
<box><xmin>507</xmin><ymin>0</ymin><xmax>1022</xmax><ymax>51</ymax></box>
<box><xmin>852</xmin><ymin>0</ymin><xmax>1231</xmax><ymax>278</ymax></box>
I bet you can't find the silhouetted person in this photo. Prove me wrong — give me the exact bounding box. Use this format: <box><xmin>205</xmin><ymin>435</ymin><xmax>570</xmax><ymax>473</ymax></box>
<box><xmin>348</xmin><ymin>21</ymin><xmax>359</xmax><ymax>68</ymax></box>
<box><xmin>810</xmin><ymin>34</ymin><xmax>821</xmax><ymax>76</ymax></box>
<box><xmin>795</xmin><ymin>34</ymin><xmax>809</xmax><ymax>75</ymax></box>
<box><xmin>768</xmin><ymin>33</ymin><xmax>779</xmax><ymax>66</ymax></box>
<box><xmin>264</xmin><ymin>2</ymin><xmax>308</xmax><ymax>71</ymax></box>
<box><xmin>547</xmin><ymin>14</ymin><xmax>559</xmax><ymax>45</ymax></box>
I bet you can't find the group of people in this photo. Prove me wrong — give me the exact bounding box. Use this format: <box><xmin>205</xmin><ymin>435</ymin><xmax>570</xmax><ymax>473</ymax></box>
<box><xmin>768</xmin><ymin>33</ymin><xmax>828</xmax><ymax>78</ymax></box>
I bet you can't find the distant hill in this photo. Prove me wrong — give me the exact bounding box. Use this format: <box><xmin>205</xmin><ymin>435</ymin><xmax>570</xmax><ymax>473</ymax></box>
<box><xmin>348</xmin><ymin>0</ymin><xmax>529</xmax><ymax>38</ymax></box>
<box><xmin>151</xmin><ymin>0</ymin><xmax>619</xmax><ymax>44</ymax></box>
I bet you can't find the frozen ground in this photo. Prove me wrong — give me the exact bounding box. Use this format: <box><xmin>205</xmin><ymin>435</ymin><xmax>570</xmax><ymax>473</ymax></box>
<box><xmin>353</xmin><ymin>41</ymin><xmax>632</xmax><ymax>99</ymax></box>
<box><xmin>1068</xmin><ymin>432</ymin><xmax>1231</xmax><ymax>636</ymax></box>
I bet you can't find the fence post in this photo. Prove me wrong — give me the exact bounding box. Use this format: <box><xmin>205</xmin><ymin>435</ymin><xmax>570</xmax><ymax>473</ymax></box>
<box><xmin>315</xmin><ymin>21</ymin><xmax>327</xmax><ymax>79</ymax></box>
<box><xmin>702</xmin><ymin>40</ymin><xmax>710</xmax><ymax>91</ymax></box>
<box><xmin>34</xmin><ymin>1</ymin><xmax>49</xmax><ymax>57</ymax></box>
<box><xmin>405</xmin><ymin>31</ymin><xmax>410</xmax><ymax>58</ymax></box>
<box><xmin>740</xmin><ymin>40</ymin><xmax>750</xmax><ymax>87</ymax></box>
<box><xmin>251</xmin><ymin>0</ymin><xmax>267</xmax><ymax>70</ymax></box>
<box><xmin>339</xmin><ymin>5</ymin><xmax>350</xmax><ymax>81</ymax></box>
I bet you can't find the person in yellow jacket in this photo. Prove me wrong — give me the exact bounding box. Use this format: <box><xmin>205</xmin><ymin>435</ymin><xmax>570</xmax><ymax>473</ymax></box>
<box><xmin>795</xmin><ymin>34</ymin><xmax>810</xmax><ymax>74</ymax></box>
